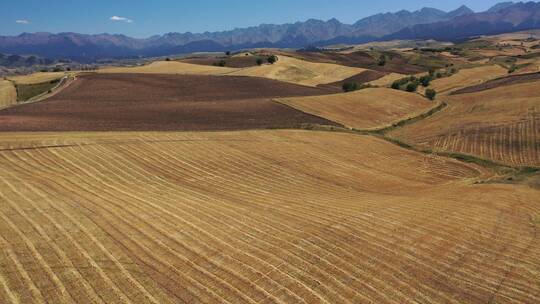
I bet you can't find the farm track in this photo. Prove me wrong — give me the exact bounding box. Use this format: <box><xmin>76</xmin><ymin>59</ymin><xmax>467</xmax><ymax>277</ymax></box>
<box><xmin>0</xmin><ymin>130</ymin><xmax>539</xmax><ymax>303</ymax></box>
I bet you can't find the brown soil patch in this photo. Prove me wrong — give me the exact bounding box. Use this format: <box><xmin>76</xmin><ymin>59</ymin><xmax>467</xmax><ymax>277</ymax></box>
<box><xmin>0</xmin><ymin>73</ymin><xmax>338</xmax><ymax>131</ymax></box>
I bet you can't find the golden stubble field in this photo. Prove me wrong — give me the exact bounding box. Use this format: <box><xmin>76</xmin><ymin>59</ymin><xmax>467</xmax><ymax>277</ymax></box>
<box><xmin>0</xmin><ymin>130</ymin><xmax>539</xmax><ymax>304</ymax></box>
<box><xmin>277</xmin><ymin>88</ymin><xmax>436</xmax><ymax>130</ymax></box>
<box><xmin>99</xmin><ymin>55</ymin><xmax>365</xmax><ymax>87</ymax></box>
<box><xmin>0</xmin><ymin>80</ymin><xmax>17</xmax><ymax>108</ymax></box>
<box><xmin>389</xmin><ymin>81</ymin><xmax>540</xmax><ymax>167</ymax></box>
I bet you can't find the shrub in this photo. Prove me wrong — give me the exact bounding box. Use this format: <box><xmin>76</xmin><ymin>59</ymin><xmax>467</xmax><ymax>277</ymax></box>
<box><xmin>165</xmin><ymin>57</ymin><xmax>171</xmax><ymax>61</ymax></box>
<box><xmin>377</xmin><ymin>54</ymin><xmax>386</xmax><ymax>66</ymax></box>
<box><xmin>214</xmin><ymin>60</ymin><xmax>227</xmax><ymax>67</ymax></box>
<box><xmin>342</xmin><ymin>82</ymin><xmax>359</xmax><ymax>92</ymax></box>
<box><xmin>406</xmin><ymin>82</ymin><xmax>418</xmax><ymax>92</ymax></box>
<box><xmin>419</xmin><ymin>75</ymin><xmax>431</xmax><ymax>87</ymax></box>
<box><xmin>267</xmin><ymin>55</ymin><xmax>278</xmax><ymax>64</ymax></box>
<box><xmin>508</xmin><ymin>65</ymin><xmax>517</xmax><ymax>74</ymax></box>
<box><xmin>225</xmin><ymin>51</ymin><xmax>231</xmax><ymax>56</ymax></box>
<box><xmin>391</xmin><ymin>81</ymin><xmax>401</xmax><ymax>90</ymax></box>
<box><xmin>256</xmin><ymin>58</ymin><xmax>264</xmax><ymax>66</ymax></box>
<box><xmin>425</xmin><ymin>89</ymin><xmax>437</xmax><ymax>100</ymax></box>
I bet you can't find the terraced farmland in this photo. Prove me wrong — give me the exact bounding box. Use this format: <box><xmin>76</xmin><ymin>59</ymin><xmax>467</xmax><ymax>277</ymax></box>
<box><xmin>389</xmin><ymin>81</ymin><xmax>540</xmax><ymax>167</ymax></box>
<box><xmin>278</xmin><ymin>88</ymin><xmax>435</xmax><ymax>130</ymax></box>
<box><xmin>0</xmin><ymin>130</ymin><xmax>539</xmax><ymax>304</ymax></box>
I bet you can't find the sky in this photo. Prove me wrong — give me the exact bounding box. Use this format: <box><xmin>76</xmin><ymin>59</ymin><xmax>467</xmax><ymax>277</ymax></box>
<box><xmin>1</xmin><ymin>0</ymin><xmax>512</xmax><ymax>38</ymax></box>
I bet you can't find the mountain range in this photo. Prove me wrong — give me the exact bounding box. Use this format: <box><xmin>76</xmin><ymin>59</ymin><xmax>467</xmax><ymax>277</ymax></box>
<box><xmin>0</xmin><ymin>2</ymin><xmax>539</xmax><ymax>62</ymax></box>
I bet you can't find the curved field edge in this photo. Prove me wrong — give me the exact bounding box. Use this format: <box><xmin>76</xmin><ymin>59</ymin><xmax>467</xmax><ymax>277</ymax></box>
<box><xmin>0</xmin><ymin>130</ymin><xmax>538</xmax><ymax>303</ymax></box>
<box><xmin>387</xmin><ymin>81</ymin><xmax>540</xmax><ymax>169</ymax></box>
<box><xmin>276</xmin><ymin>88</ymin><xmax>437</xmax><ymax>130</ymax></box>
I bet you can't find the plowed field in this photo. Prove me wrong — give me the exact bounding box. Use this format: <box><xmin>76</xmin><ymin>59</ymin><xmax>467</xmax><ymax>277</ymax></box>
<box><xmin>0</xmin><ymin>74</ymin><xmax>337</xmax><ymax>131</ymax></box>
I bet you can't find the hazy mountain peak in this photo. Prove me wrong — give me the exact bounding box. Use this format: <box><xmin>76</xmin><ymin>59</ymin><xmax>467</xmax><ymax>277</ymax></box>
<box><xmin>487</xmin><ymin>2</ymin><xmax>515</xmax><ymax>12</ymax></box>
<box><xmin>447</xmin><ymin>5</ymin><xmax>474</xmax><ymax>18</ymax></box>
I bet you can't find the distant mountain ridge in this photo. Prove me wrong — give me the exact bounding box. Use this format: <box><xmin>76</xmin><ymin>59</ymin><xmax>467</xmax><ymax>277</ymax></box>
<box><xmin>386</xmin><ymin>1</ymin><xmax>540</xmax><ymax>41</ymax></box>
<box><xmin>0</xmin><ymin>2</ymin><xmax>538</xmax><ymax>62</ymax></box>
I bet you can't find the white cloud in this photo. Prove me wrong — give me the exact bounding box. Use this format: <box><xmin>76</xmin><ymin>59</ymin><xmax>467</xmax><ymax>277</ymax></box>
<box><xmin>110</xmin><ymin>16</ymin><xmax>133</xmax><ymax>23</ymax></box>
<box><xmin>16</xmin><ymin>20</ymin><xmax>30</xmax><ymax>24</ymax></box>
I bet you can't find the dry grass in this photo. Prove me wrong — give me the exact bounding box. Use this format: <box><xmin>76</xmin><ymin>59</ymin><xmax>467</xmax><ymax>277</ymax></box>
<box><xmin>0</xmin><ymin>81</ymin><xmax>17</xmax><ymax>108</ymax></box>
<box><xmin>99</xmin><ymin>60</ymin><xmax>237</xmax><ymax>75</ymax></box>
<box><xmin>7</xmin><ymin>72</ymin><xmax>66</xmax><ymax>85</ymax></box>
<box><xmin>0</xmin><ymin>130</ymin><xmax>538</xmax><ymax>303</ymax></box>
<box><xmin>229</xmin><ymin>55</ymin><xmax>365</xmax><ymax>87</ymax></box>
<box><xmin>278</xmin><ymin>88</ymin><xmax>434</xmax><ymax>130</ymax></box>
<box><xmin>367</xmin><ymin>73</ymin><xmax>406</xmax><ymax>87</ymax></box>
<box><xmin>428</xmin><ymin>65</ymin><xmax>507</xmax><ymax>95</ymax></box>
<box><xmin>389</xmin><ymin>81</ymin><xmax>540</xmax><ymax>167</ymax></box>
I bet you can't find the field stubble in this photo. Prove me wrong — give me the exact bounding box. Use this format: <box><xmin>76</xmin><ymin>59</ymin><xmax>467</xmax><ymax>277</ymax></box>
<box><xmin>0</xmin><ymin>130</ymin><xmax>538</xmax><ymax>303</ymax></box>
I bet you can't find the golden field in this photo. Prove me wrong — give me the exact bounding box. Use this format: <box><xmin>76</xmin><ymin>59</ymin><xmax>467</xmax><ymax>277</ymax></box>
<box><xmin>277</xmin><ymin>88</ymin><xmax>435</xmax><ymax>130</ymax></box>
<box><xmin>0</xmin><ymin>80</ymin><xmax>17</xmax><ymax>108</ymax></box>
<box><xmin>428</xmin><ymin>65</ymin><xmax>507</xmax><ymax>95</ymax></box>
<box><xmin>224</xmin><ymin>56</ymin><xmax>365</xmax><ymax>87</ymax></box>
<box><xmin>0</xmin><ymin>130</ymin><xmax>538</xmax><ymax>304</ymax></box>
<box><xmin>389</xmin><ymin>81</ymin><xmax>540</xmax><ymax>167</ymax></box>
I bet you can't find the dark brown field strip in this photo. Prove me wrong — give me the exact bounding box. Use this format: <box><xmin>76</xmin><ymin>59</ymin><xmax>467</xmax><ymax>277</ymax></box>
<box><xmin>0</xmin><ymin>73</ymin><xmax>339</xmax><ymax>132</ymax></box>
<box><xmin>451</xmin><ymin>72</ymin><xmax>540</xmax><ymax>95</ymax></box>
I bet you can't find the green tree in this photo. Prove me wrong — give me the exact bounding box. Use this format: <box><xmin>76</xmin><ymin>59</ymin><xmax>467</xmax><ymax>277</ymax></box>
<box><xmin>406</xmin><ymin>82</ymin><xmax>418</xmax><ymax>92</ymax></box>
<box><xmin>419</xmin><ymin>75</ymin><xmax>431</xmax><ymax>87</ymax></box>
<box><xmin>267</xmin><ymin>55</ymin><xmax>278</xmax><ymax>64</ymax></box>
<box><xmin>378</xmin><ymin>54</ymin><xmax>386</xmax><ymax>66</ymax></box>
<box><xmin>256</xmin><ymin>58</ymin><xmax>264</xmax><ymax>66</ymax></box>
<box><xmin>391</xmin><ymin>81</ymin><xmax>401</xmax><ymax>90</ymax></box>
<box><xmin>342</xmin><ymin>82</ymin><xmax>359</xmax><ymax>92</ymax></box>
<box><xmin>225</xmin><ymin>51</ymin><xmax>231</xmax><ymax>56</ymax></box>
<box><xmin>214</xmin><ymin>60</ymin><xmax>227</xmax><ymax>67</ymax></box>
<box><xmin>425</xmin><ymin>89</ymin><xmax>437</xmax><ymax>100</ymax></box>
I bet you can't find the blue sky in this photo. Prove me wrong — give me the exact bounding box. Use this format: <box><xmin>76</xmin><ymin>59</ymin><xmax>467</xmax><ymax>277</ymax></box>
<box><xmin>2</xmin><ymin>0</ymin><xmax>510</xmax><ymax>38</ymax></box>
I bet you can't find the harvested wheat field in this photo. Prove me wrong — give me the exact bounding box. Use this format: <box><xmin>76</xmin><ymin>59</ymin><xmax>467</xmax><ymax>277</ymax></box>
<box><xmin>0</xmin><ymin>80</ymin><xmax>17</xmax><ymax>108</ymax></box>
<box><xmin>7</xmin><ymin>72</ymin><xmax>66</xmax><ymax>85</ymax></box>
<box><xmin>428</xmin><ymin>65</ymin><xmax>507</xmax><ymax>95</ymax></box>
<box><xmin>0</xmin><ymin>73</ymin><xmax>337</xmax><ymax>131</ymax></box>
<box><xmin>389</xmin><ymin>81</ymin><xmax>540</xmax><ymax>167</ymax></box>
<box><xmin>367</xmin><ymin>73</ymin><xmax>406</xmax><ymax>87</ymax></box>
<box><xmin>278</xmin><ymin>88</ymin><xmax>435</xmax><ymax>130</ymax></box>
<box><xmin>99</xmin><ymin>61</ymin><xmax>237</xmax><ymax>75</ymax></box>
<box><xmin>229</xmin><ymin>56</ymin><xmax>365</xmax><ymax>87</ymax></box>
<box><xmin>0</xmin><ymin>130</ymin><xmax>539</xmax><ymax>304</ymax></box>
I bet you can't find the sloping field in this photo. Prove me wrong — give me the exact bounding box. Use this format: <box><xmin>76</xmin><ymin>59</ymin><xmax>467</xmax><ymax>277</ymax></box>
<box><xmin>367</xmin><ymin>73</ymin><xmax>406</xmax><ymax>87</ymax></box>
<box><xmin>278</xmin><ymin>88</ymin><xmax>435</xmax><ymax>130</ymax></box>
<box><xmin>0</xmin><ymin>80</ymin><xmax>16</xmax><ymax>108</ymax></box>
<box><xmin>0</xmin><ymin>73</ymin><xmax>337</xmax><ymax>131</ymax></box>
<box><xmin>428</xmin><ymin>65</ymin><xmax>507</xmax><ymax>94</ymax></box>
<box><xmin>229</xmin><ymin>56</ymin><xmax>365</xmax><ymax>87</ymax></box>
<box><xmin>7</xmin><ymin>72</ymin><xmax>65</xmax><ymax>85</ymax></box>
<box><xmin>452</xmin><ymin>71</ymin><xmax>540</xmax><ymax>94</ymax></box>
<box><xmin>0</xmin><ymin>130</ymin><xmax>538</xmax><ymax>303</ymax></box>
<box><xmin>99</xmin><ymin>60</ymin><xmax>237</xmax><ymax>75</ymax></box>
<box><xmin>390</xmin><ymin>81</ymin><xmax>540</xmax><ymax>167</ymax></box>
